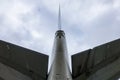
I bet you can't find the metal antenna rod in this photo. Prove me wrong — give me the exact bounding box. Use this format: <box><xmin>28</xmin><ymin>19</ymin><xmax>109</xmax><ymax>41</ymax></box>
<box><xmin>58</xmin><ymin>4</ymin><xmax>62</xmax><ymax>30</ymax></box>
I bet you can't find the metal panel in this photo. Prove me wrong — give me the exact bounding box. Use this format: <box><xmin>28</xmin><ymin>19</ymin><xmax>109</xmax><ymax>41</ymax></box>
<box><xmin>0</xmin><ymin>77</ymin><xmax>4</xmax><ymax>80</ymax></box>
<box><xmin>72</xmin><ymin>38</ymin><xmax>120</xmax><ymax>80</ymax></box>
<box><xmin>93</xmin><ymin>44</ymin><xmax>107</xmax><ymax>66</ymax></box>
<box><xmin>0</xmin><ymin>40</ymin><xmax>49</xmax><ymax>80</ymax></box>
<box><xmin>72</xmin><ymin>49</ymin><xmax>91</xmax><ymax>78</ymax></box>
<box><xmin>106</xmin><ymin>39</ymin><xmax>120</xmax><ymax>58</ymax></box>
<box><xmin>87</xmin><ymin>57</ymin><xmax>120</xmax><ymax>80</ymax></box>
<box><xmin>0</xmin><ymin>62</ymin><xmax>32</xmax><ymax>80</ymax></box>
<box><xmin>93</xmin><ymin>39</ymin><xmax>120</xmax><ymax>66</ymax></box>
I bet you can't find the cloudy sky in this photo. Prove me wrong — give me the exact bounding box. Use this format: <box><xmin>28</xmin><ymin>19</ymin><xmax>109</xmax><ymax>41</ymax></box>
<box><xmin>0</xmin><ymin>0</ymin><xmax>120</xmax><ymax>56</ymax></box>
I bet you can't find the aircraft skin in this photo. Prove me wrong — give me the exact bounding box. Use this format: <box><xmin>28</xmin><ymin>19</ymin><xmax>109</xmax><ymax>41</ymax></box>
<box><xmin>47</xmin><ymin>30</ymin><xmax>72</xmax><ymax>80</ymax></box>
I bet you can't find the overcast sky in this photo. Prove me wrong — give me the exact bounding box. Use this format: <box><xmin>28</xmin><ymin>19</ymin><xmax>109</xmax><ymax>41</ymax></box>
<box><xmin>0</xmin><ymin>0</ymin><xmax>120</xmax><ymax>56</ymax></box>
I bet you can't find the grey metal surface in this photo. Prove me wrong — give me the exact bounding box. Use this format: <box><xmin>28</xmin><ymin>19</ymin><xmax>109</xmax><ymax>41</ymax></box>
<box><xmin>72</xmin><ymin>39</ymin><xmax>120</xmax><ymax>80</ymax></box>
<box><xmin>0</xmin><ymin>76</ymin><xmax>4</xmax><ymax>80</ymax></box>
<box><xmin>72</xmin><ymin>49</ymin><xmax>91</xmax><ymax>78</ymax></box>
<box><xmin>48</xmin><ymin>30</ymin><xmax>72</xmax><ymax>80</ymax></box>
<box><xmin>87</xmin><ymin>57</ymin><xmax>120</xmax><ymax>80</ymax></box>
<box><xmin>0</xmin><ymin>62</ymin><xmax>32</xmax><ymax>80</ymax></box>
<box><xmin>0</xmin><ymin>40</ymin><xmax>49</xmax><ymax>80</ymax></box>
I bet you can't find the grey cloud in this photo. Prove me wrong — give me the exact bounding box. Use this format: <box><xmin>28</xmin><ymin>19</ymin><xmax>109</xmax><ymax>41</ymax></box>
<box><xmin>0</xmin><ymin>0</ymin><xmax>120</xmax><ymax>56</ymax></box>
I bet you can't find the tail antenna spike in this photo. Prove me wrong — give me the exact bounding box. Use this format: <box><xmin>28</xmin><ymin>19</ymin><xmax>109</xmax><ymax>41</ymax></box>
<box><xmin>58</xmin><ymin>4</ymin><xmax>62</xmax><ymax>30</ymax></box>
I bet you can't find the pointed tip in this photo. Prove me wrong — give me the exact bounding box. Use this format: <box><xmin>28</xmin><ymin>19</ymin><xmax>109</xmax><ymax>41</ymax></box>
<box><xmin>59</xmin><ymin>3</ymin><xmax>60</xmax><ymax>7</ymax></box>
<box><xmin>58</xmin><ymin>4</ymin><xmax>62</xmax><ymax>30</ymax></box>
<box><xmin>59</xmin><ymin>3</ymin><xmax>61</xmax><ymax>10</ymax></box>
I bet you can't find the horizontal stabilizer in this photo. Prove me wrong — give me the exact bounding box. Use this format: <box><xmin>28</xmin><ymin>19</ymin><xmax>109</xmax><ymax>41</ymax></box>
<box><xmin>0</xmin><ymin>40</ymin><xmax>49</xmax><ymax>80</ymax></box>
<box><xmin>72</xmin><ymin>39</ymin><xmax>120</xmax><ymax>80</ymax></box>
